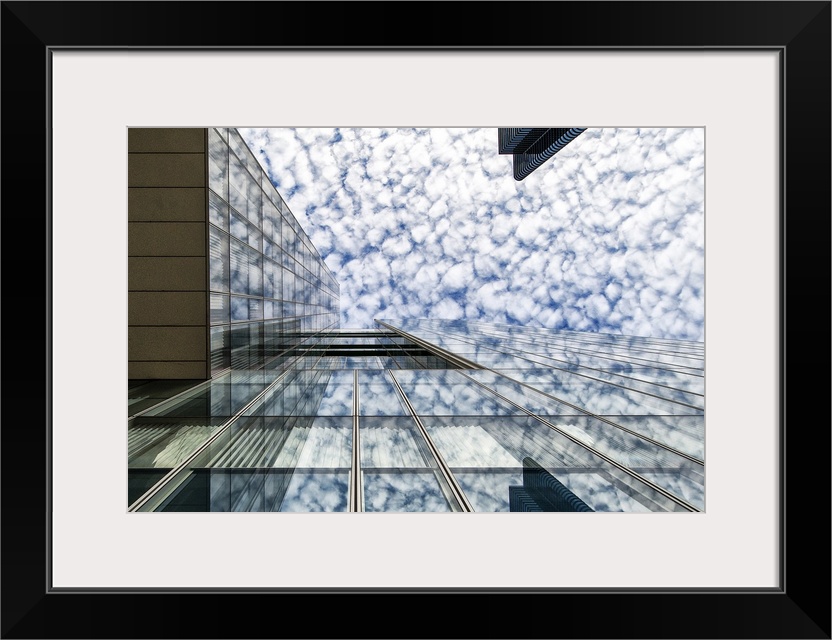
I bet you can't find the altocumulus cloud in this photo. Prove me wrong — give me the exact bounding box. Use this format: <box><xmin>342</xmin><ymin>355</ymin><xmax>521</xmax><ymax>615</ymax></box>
<box><xmin>239</xmin><ymin>127</ymin><xmax>704</xmax><ymax>340</ymax></box>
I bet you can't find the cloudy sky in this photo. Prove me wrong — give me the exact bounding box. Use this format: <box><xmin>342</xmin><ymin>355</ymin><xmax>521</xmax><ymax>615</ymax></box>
<box><xmin>239</xmin><ymin>128</ymin><xmax>704</xmax><ymax>341</ymax></box>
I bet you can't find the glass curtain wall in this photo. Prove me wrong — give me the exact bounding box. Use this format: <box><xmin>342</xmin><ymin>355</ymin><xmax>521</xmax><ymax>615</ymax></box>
<box><xmin>127</xmin><ymin>129</ymin><xmax>703</xmax><ymax>514</ymax></box>
<box><xmin>129</xmin><ymin>128</ymin><xmax>341</xmax><ymax>506</ymax></box>
<box><xmin>207</xmin><ymin>127</ymin><xmax>340</xmax><ymax>375</ymax></box>
<box><xmin>129</xmin><ymin>321</ymin><xmax>704</xmax><ymax>513</ymax></box>
<box><xmin>378</xmin><ymin>319</ymin><xmax>705</xmax><ymax>511</ymax></box>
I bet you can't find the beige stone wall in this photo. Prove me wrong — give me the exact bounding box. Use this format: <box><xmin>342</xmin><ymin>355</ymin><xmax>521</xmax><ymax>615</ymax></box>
<box><xmin>128</xmin><ymin>128</ymin><xmax>209</xmax><ymax>379</ymax></box>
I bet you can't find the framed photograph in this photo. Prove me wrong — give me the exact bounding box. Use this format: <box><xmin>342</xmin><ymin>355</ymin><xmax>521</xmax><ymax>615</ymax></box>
<box><xmin>125</xmin><ymin>124</ymin><xmax>707</xmax><ymax>518</ymax></box>
<box><xmin>3</xmin><ymin>1</ymin><xmax>828</xmax><ymax>638</ymax></box>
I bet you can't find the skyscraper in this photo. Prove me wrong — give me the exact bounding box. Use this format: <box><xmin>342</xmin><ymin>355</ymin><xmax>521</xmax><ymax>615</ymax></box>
<box><xmin>128</xmin><ymin>128</ymin><xmax>704</xmax><ymax>513</ymax></box>
<box><xmin>498</xmin><ymin>127</ymin><xmax>587</xmax><ymax>180</ymax></box>
<box><xmin>129</xmin><ymin>127</ymin><xmax>339</xmax><ymax>382</ymax></box>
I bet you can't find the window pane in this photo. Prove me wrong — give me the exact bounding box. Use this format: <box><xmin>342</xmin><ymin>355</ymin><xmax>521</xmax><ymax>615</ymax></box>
<box><xmin>231</xmin><ymin>295</ymin><xmax>249</xmax><ymax>321</ymax></box>
<box><xmin>247</xmin><ymin>247</ymin><xmax>262</xmax><ymax>297</ymax></box>
<box><xmin>208</xmin><ymin>128</ymin><xmax>228</xmax><ymax>201</ymax></box>
<box><xmin>210</xmin><ymin>293</ymin><xmax>229</xmax><ymax>325</ymax></box>
<box><xmin>248</xmin><ymin>298</ymin><xmax>263</xmax><ymax>321</ymax></box>
<box><xmin>246</xmin><ymin>175</ymin><xmax>262</xmax><ymax>227</ymax></box>
<box><xmin>210</xmin><ymin>326</ymin><xmax>230</xmax><ymax>374</ymax></box>
<box><xmin>229</xmin><ymin>210</ymin><xmax>248</xmax><ymax>244</ymax></box>
<box><xmin>229</xmin><ymin>238</ymin><xmax>248</xmax><ymax>294</ymax></box>
<box><xmin>208</xmin><ymin>190</ymin><xmax>229</xmax><ymax>232</ymax></box>
<box><xmin>209</xmin><ymin>227</ymin><xmax>229</xmax><ymax>293</ymax></box>
<box><xmin>228</xmin><ymin>153</ymin><xmax>247</xmax><ymax>216</ymax></box>
<box><xmin>358</xmin><ymin>370</ymin><xmax>407</xmax><ymax>415</ymax></box>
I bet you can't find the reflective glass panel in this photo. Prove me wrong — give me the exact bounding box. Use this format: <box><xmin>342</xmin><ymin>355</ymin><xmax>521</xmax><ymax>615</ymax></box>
<box><xmin>358</xmin><ymin>371</ymin><xmax>408</xmax><ymax>416</ymax></box>
<box><xmin>210</xmin><ymin>293</ymin><xmax>229</xmax><ymax>325</ymax></box>
<box><xmin>208</xmin><ymin>128</ymin><xmax>228</xmax><ymax>201</ymax></box>
<box><xmin>209</xmin><ymin>227</ymin><xmax>229</xmax><ymax>293</ymax></box>
<box><xmin>208</xmin><ymin>189</ymin><xmax>229</xmax><ymax>232</ymax></box>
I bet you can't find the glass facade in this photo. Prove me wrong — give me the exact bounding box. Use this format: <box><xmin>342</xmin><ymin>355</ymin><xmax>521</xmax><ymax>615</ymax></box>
<box><xmin>129</xmin><ymin>321</ymin><xmax>704</xmax><ymax>513</ymax></box>
<box><xmin>128</xmin><ymin>128</ymin><xmax>704</xmax><ymax>514</ymax></box>
<box><xmin>207</xmin><ymin>127</ymin><xmax>339</xmax><ymax>375</ymax></box>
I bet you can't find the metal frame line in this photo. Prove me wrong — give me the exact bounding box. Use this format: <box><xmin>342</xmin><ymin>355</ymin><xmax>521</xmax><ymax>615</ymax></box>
<box><xmin>387</xmin><ymin>370</ymin><xmax>473</xmax><ymax>512</ymax></box>
<box><xmin>348</xmin><ymin>369</ymin><xmax>363</xmax><ymax>512</ymax></box>
<box><xmin>376</xmin><ymin>321</ymin><xmax>484</xmax><ymax>371</ymax></box>
<box><xmin>128</xmin><ymin>367</ymin><xmax>297</xmax><ymax>512</ymax></box>
<box><xmin>462</xmin><ymin>368</ymin><xmax>704</xmax><ymax>465</ymax></box>
<box><xmin>403</xmin><ymin>324</ymin><xmax>705</xmax><ymax>389</ymax></box>
<box><xmin>128</xmin><ymin>342</ymin><xmax>333</xmax><ymax>512</ymax></box>
<box><xmin>454</xmin><ymin>370</ymin><xmax>699</xmax><ymax>512</ymax></box>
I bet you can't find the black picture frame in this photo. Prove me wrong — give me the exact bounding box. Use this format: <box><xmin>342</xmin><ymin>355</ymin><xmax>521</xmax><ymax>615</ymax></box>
<box><xmin>2</xmin><ymin>1</ymin><xmax>829</xmax><ymax>638</ymax></box>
